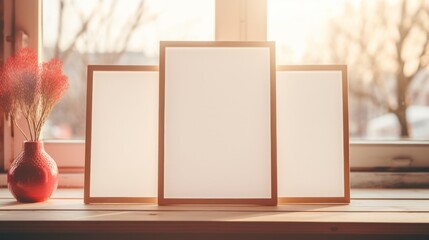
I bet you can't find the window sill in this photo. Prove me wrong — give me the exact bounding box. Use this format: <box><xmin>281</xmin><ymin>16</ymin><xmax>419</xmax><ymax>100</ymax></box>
<box><xmin>0</xmin><ymin>188</ymin><xmax>428</xmax><ymax>239</ymax></box>
<box><xmin>2</xmin><ymin>171</ymin><xmax>429</xmax><ymax>189</ymax></box>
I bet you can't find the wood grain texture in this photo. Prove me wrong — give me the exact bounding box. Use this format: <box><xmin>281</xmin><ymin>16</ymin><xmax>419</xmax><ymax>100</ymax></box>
<box><xmin>0</xmin><ymin>189</ymin><xmax>428</xmax><ymax>238</ymax></box>
<box><xmin>1</xmin><ymin>214</ymin><xmax>429</xmax><ymax>235</ymax></box>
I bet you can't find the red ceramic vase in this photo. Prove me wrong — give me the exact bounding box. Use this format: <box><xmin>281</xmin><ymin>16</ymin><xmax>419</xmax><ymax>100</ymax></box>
<box><xmin>7</xmin><ymin>141</ymin><xmax>58</xmax><ymax>203</ymax></box>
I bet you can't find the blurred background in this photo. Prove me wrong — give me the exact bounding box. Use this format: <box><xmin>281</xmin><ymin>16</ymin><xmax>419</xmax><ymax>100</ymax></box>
<box><xmin>42</xmin><ymin>0</ymin><xmax>429</xmax><ymax>141</ymax></box>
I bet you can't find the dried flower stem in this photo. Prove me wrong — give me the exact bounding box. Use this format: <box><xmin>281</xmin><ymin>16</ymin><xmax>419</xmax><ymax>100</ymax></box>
<box><xmin>35</xmin><ymin>104</ymin><xmax>49</xmax><ymax>140</ymax></box>
<box><xmin>24</xmin><ymin>110</ymin><xmax>34</xmax><ymax>141</ymax></box>
<box><xmin>11</xmin><ymin>115</ymin><xmax>29</xmax><ymax>141</ymax></box>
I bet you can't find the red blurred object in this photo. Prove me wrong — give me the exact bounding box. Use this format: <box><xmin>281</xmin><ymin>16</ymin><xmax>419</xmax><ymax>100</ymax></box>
<box><xmin>8</xmin><ymin>141</ymin><xmax>58</xmax><ymax>203</ymax></box>
<box><xmin>0</xmin><ymin>48</ymin><xmax>68</xmax><ymax>141</ymax></box>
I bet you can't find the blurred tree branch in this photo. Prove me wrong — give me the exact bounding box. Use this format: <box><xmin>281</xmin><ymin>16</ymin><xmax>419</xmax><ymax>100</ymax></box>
<box><xmin>327</xmin><ymin>0</ymin><xmax>429</xmax><ymax>137</ymax></box>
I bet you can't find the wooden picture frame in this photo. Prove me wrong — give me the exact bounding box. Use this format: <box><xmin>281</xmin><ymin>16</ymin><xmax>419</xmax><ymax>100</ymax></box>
<box><xmin>84</xmin><ymin>65</ymin><xmax>158</xmax><ymax>204</ymax></box>
<box><xmin>159</xmin><ymin>41</ymin><xmax>277</xmax><ymax>205</ymax></box>
<box><xmin>276</xmin><ymin>65</ymin><xmax>350</xmax><ymax>204</ymax></box>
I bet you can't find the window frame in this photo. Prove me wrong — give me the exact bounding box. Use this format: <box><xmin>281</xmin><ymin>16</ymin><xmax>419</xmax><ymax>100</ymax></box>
<box><xmin>3</xmin><ymin>0</ymin><xmax>429</xmax><ymax>180</ymax></box>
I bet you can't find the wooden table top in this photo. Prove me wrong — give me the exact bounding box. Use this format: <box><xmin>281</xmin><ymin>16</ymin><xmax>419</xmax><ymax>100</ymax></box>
<box><xmin>1</xmin><ymin>188</ymin><xmax>429</xmax><ymax>239</ymax></box>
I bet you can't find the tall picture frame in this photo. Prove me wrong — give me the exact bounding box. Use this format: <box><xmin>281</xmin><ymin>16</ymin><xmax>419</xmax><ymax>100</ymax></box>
<box><xmin>159</xmin><ymin>41</ymin><xmax>277</xmax><ymax>205</ymax></box>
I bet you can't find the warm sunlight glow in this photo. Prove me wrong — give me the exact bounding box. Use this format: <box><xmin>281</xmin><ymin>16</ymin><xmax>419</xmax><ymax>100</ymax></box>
<box><xmin>269</xmin><ymin>0</ymin><xmax>429</xmax><ymax>140</ymax></box>
<box><xmin>268</xmin><ymin>0</ymin><xmax>344</xmax><ymax>63</ymax></box>
<box><xmin>43</xmin><ymin>0</ymin><xmax>214</xmax><ymax>57</ymax></box>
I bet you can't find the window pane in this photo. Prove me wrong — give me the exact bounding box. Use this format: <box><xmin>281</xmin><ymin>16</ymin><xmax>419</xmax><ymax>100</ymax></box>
<box><xmin>42</xmin><ymin>0</ymin><xmax>214</xmax><ymax>140</ymax></box>
<box><xmin>268</xmin><ymin>0</ymin><xmax>429</xmax><ymax>140</ymax></box>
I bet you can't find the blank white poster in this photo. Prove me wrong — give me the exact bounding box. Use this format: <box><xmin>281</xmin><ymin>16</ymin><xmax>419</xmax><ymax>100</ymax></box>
<box><xmin>277</xmin><ymin>70</ymin><xmax>346</xmax><ymax>198</ymax></box>
<box><xmin>89</xmin><ymin>70</ymin><xmax>158</xmax><ymax>198</ymax></box>
<box><xmin>162</xmin><ymin>46</ymin><xmax>274</xmax><ymax>200</ymax></box>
